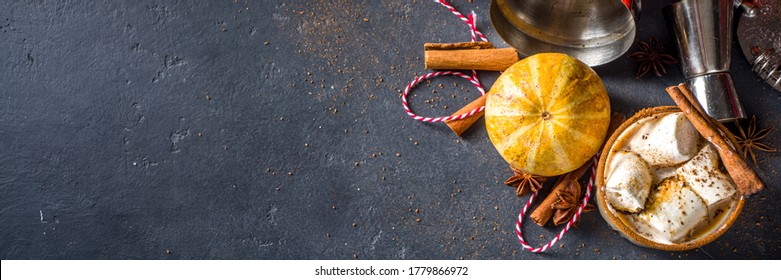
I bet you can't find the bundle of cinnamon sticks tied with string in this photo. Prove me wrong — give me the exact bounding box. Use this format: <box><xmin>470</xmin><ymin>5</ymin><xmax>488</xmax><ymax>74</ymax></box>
<box><xmin>424</xmin><ymin>42</ymin><xmax>518</xmax><ymax>136</ymax></box>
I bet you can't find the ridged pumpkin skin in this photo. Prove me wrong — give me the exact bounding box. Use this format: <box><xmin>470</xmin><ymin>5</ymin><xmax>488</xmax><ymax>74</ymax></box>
<box><xmin>486</xmin><ymin>53</ymin><xmax>610</xmax><ymax>176</ymax></box>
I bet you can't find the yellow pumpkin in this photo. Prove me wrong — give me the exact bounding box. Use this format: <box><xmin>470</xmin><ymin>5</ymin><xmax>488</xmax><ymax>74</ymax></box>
<box><xmin>486</xmin><ymin>53</ymin><xmax>610</xmax><ymax>176</ymax></box>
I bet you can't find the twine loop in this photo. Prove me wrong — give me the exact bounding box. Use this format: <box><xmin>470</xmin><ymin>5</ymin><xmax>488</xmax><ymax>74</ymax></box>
<box><xmin>515</xmin><ymin>156</ymin><xmax>599</xmax><ymax>253</ymax></box>
<box><xmin>402</xmin><ymin>0</ymin><xmax>487</xmax><ymax>123</ymax></box>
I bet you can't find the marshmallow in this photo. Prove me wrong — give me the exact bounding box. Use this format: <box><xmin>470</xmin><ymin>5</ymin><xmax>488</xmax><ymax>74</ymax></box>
<box><xmin>627</xmin><ymin>112</ymin><xmax>700</xmax><ymax>166</ymax></box>
<box><xmin>637</xmin><ymin>176</ymin><xmax>708</xmax><ymax>243</ymax></box>
<box><xmin>605</xmin><ymin>150</ymin><xmax>654</xmax><ymax>213</ymax></box>
<box><xmin>676</xmin><ymin>144</ymin><xmax>737</xmax><ymax>208</ymax></box>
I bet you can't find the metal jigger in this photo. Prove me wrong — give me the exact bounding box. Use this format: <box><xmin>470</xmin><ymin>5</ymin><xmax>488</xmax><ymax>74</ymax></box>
<box><xmin>664</xmin><ymin>0</ymin><xmax>746</xmax><ymax>122</ymax></box>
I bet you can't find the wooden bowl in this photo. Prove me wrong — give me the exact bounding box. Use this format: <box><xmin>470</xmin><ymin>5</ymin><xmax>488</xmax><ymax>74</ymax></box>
<box><xmin>595</xmin><ymin>106</ymin><xmax>745</xmax><ymax>251</ymax></box>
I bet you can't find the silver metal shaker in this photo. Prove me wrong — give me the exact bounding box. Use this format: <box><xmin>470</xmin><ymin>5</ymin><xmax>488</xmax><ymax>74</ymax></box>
<box><xmin>664</xmin><ymin>0</ymin><xmax>747</xmax><ymax>122</ymax></box>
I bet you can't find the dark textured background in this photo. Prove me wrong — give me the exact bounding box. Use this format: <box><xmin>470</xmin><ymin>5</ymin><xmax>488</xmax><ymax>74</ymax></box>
<box><xmin>1</xmin><ymin>0</ymin><xmax>779</xmax><ymax>259</ymax></box>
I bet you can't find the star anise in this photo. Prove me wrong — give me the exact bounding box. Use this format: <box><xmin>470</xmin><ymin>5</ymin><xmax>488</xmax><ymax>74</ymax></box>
<box><xmin>504</xmin><ymin>166</ymin><xmax>548</xmax><ymax>197</ymax></box>
<box><xmin>551</xmin><ymin>181</ymin><xmax>594</xmax><ymax>226</ymax></box>
<box><xmin>628</xmin><ymin>35</ymin><xmax>678</xmax><ymax>79</ymax></box>
<box><xmin>735</xmin><ymin>115</ymin><xmax>777</xmax><ymax>166</ymax></box>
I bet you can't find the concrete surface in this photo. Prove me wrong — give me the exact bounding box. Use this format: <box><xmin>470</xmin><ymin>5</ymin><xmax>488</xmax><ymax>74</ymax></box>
<box><xmin>1</xmin><ymin>0</ymin><xmax>779</xmax><ymax>259</ymax></box>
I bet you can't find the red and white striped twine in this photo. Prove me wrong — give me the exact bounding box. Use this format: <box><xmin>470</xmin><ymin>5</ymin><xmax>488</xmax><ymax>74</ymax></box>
<box><xmin>402</xmin><ymin>71</ymin><xmax>485</xmax><ymax>122</ymax></box>
<box><xmin>515</xmin><ymin>156</ymin><xmax>599</xmax><ymax>253</ymax></box>
<box><xmin>401</xmin><ymin>0</ymin><xmax>487</xmax><ymax>123</ymax></box>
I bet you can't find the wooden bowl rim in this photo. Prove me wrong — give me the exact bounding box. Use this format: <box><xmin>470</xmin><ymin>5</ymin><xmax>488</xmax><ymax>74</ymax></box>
<box><xmin>596</xmin><ymin>106</ymin><xmax>745</xmax><ymax>251</ymax></box>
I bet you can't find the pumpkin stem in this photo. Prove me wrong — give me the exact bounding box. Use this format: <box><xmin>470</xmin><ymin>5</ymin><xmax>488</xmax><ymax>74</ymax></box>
<box><xmin>541</xmin><ymin>111</ymin><xmax>552</xmax><ymax>121</ymax></box>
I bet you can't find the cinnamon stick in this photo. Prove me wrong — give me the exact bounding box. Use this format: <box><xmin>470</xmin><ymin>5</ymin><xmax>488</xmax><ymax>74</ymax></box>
<box><xmin>666</xmin><ymin>84</ymin><xmax>765</xmax><ymax>196</ymax></box>
<box><xmin>529</xmin><ymin>113</ymin><xmax>626</xmax><ymax>226</ymax></box>
<box><xmin>425</xmin><ymin>45</ymin><xmax>519</xmax><ymax>71</ymax></box>
<box><xmin>424</xmin><ymin>42</ymin><xmax>494</xmax><ymax>50</ymax></box>
<box><xmin>530</xmin><ymin>161</ymin><xmax>592</xmax><ymax>226</ymax></box>
<box><xmin>445</xmin><ymin>94</ymin><xmax>486</xmax><ymax>136</ymax></box>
